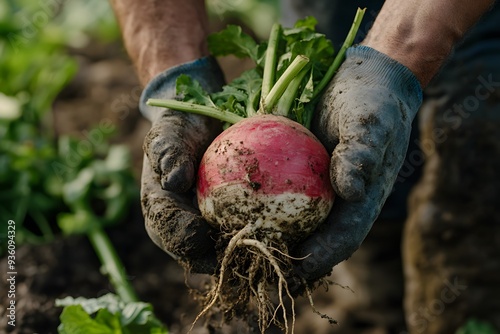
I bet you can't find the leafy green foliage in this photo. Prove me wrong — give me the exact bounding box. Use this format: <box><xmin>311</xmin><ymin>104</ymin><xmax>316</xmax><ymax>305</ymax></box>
<box><xmin>208</xmin><ymin>25</ymin><xmax>261</xmax><ymax>62</ymax></box>
<box><xmin>56</xmin><ymin>294</ymin><xmax>168</xmax><ymax>334</ymax></box>
<box><xmin>0</xmin><ymin>2</ymin><xmax>137</xmax><ymax>251</ymax></box>
<box><xmin>57</xmin><ymin>145</ymin><xmax>137</xmax><ymax>235</ymax></box>
<box><xmin>282</xmin><ymin>17</ymin><xmax>334</xmax><ymax>78</ymax></box>
<box><xmin>0</xmin><ymin>3</ymin><xmax>76</xmax><ymax>249</ymax></box>
<box><xmin>456</xmin><ymin>319</ymin><xmax>499</xmax><ymax>334</ymax></box>
<box><xmin>176</xmin><ymin>69</ymin><xmax>263</xmax><ymax>125</ymax></box>
<box><xmin>293</xmin><ymin>71</ymin><xmax>315</xmax><ymax>127</ymax></box>
<box><xmin>1</xmin><ymin>4</ymin><xmax>164</xmax><ymax>333</ymax></box>
<box><xmin>152</xmin><ymin>11</ymin><xmax>365</xmax><ymax>128</ymax></box>
<box><xmin>206</xmin><ymin>0</ymin><xmax>279</xmax><ymax>40</ymax></box>
<box><xmin>176</xmin><ymin>75</ymin><xmax>218</xmax><ymax>108</ymax></box>
<box><xmin>177</xmin><ymin>16</ymin><xmax>337</xmax><ymax>127</ymax></box>
<box><xmin>212</xmin><ymin>69</ymin><xmax>263</xmax><ymax>117</ymax></box>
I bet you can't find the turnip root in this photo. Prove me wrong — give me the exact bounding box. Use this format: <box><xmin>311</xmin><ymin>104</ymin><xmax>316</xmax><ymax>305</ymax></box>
<box><xmin>194</xmin><ymin>114</ymin><xmax>334</xmax><ymax>331</ymax></box>
<box><xmin>147</xmin><ymin>9</ymin><xmax>366</xmax><ymax>333</ymax></box>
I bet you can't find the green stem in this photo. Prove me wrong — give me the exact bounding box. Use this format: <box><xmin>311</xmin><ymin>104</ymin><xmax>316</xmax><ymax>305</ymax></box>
<box><xmin>147</xmin><ymin>99</ymin><xmax>244</xmax><ymax>124</ymax></box>
<box><xmin>20</xmin><ymin>229</ymin><xmax>50</xmax><ymax>244</ymax></box>
<box><xmin>31</xmin><ymin>208</ymin><xmax>55</xmax><ymax>242</ymax></box>
<box><xmin>15</xmin><ymin>173</ymin><xmax>30</xmax><ymax>224</ymax></box>
<box><xmin>261</xmin><ymin>23</ymin><xmax>282</xmax><ymax>102</ymax></box>
<box><xmin>87</xmin><ymin>226</ymin><xmax>138</xmax><ymax>303</ymax></box>
<box><xmin>261</xmin><ymin>55</ymin><xmax>309</xmax><ymax>113</ymax></box>
<box><xmin>275</xmin><ymin>65</ymin><xmax>309</xmax><ymax>118</ymax></box>
<box><xmin>303</xmin><ymin>102</ymin><xmax>315</xmax><ymax>130</ymax></box>
<box><xmin>312</xmin><ymin>7</ymin><xmax>366</xmax><ymax>100</ymax></box>
<box><xmin>247</xmin><ymin>90</ymin><xmax>260</xmax><ymax>118</ymax></box>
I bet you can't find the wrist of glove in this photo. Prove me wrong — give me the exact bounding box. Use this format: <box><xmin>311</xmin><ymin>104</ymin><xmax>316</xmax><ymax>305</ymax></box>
<box><xmin>292</xmin><ymin>46</ymin><xmax>423</xmax><ymax>282</ymax></box>
<box><xmin>139</xmin><ymin>57</ymin><xmax>225</xmax><ymax>274</ymax></box>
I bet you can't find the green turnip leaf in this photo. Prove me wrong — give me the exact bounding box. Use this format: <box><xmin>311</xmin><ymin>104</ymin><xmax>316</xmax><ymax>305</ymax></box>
<box><xmin>176</xmin><ymin>74</ymin><xmax>216</xmax><ymax>107</ymax></box>
<box><xmin>56</xmin><ymin>294</ymin><xmax>168</xmax><ymax>334</ymax></box>
<box><xmin>57</xmin><ymin>305</ymin><xmax>117</xmax><ymax>334</ymax></box>
<box><xmin>212</xmin><ymin>69</ymin><xmax>262</xmax><ymax>117</ymax></box>
<box><xmin>208</xmin><ymin>25</ymin><xmax>260</xmax><ymax>62</ymax></box>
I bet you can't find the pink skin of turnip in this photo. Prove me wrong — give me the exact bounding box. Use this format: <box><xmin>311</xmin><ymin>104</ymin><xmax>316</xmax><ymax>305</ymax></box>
<box><xmin>197</xmin><ymin>114</ymin><xmax>335</xmax><ymax>241</ymax></box>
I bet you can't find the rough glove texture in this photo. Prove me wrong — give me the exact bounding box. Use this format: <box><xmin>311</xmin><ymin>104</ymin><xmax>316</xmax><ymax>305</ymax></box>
<box><xmin>141</xmin><ymin>156</ymin><xmax>218</xmax><ymax>274</ymax></box>
<box><xmin>140</xmin><ymin>56</ymin><xmax>225</xmax><ymax>192</ymax></box>
<box><xmin>139</xmin><ymin>57</ymin><xmax>225</xmax><ymax>274</ymax></box>
<box><xmin>292</xmin><ymin>46</ymin><xmax>423</xmax><ymax>281</ymax></box>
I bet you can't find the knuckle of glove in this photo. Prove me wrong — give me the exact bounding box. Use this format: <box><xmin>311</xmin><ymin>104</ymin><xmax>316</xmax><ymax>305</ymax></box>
<box><xmin>143</xmin><ymin>123</ymin><xmax>196</xmax><ymax>193</ymax></box>
<box><xmin>144</xmin><ymin>111</ymin><xmax>218</xmax><ymax>193</ymax></box>
<box><xmin>330</xmin><ymin>143</ymin><xmax>383</xmax><ymax>201</ymax></box>
<box><xmin>320</xmin><ymin>73</ymin><xmax>413</xmax><ymax>202</ymax></box>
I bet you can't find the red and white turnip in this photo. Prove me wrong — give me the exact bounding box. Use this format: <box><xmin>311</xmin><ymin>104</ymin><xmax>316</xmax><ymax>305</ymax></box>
<box><xmin>195</xmin><ymin>114</ymin><xmax>335</xmax><ymax>331</ymax></box>
<box><xmin>198</xmin><ymin>114</ymin><xmax>334</xmax><ymax>240</ymax></box>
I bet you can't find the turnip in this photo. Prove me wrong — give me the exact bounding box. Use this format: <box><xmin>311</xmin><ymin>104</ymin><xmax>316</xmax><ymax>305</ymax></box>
<box><xmin>197</xmin><ymin>115</ymin><xmax>334</xmax><ymax>239</ymax></box>
<box><xmin>148</xmin><ymin>9</ymin><xmax>365</xmax><ymax>333</ymax></box>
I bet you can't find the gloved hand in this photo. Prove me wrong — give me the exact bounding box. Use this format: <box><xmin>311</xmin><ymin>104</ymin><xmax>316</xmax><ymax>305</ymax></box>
<box><xmin>292</xmin><ymin>46</ymin><xmax>423</xmax><ymax>282</ymax></box>
<box><xmin>139</xmin><ymin>57</ymin><xmax>225</xmax><ymax>274</ymax></box>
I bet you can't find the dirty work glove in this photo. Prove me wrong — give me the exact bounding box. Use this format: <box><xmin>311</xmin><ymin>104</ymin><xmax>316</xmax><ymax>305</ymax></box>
<box><xmin>292</xmin><ymin>46</ymin><xmax>423</xmax><ymax>281</ymax></box>
<box><xmin>139</xmin><ymin>57</ymin><xmax>225</xmax><ymax>274</ymax></box>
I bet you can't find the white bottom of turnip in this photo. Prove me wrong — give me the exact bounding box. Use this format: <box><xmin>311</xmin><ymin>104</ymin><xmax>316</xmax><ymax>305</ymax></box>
<box><xmin>200</xmin><ymin>185</ymin><xmax>332</xmax><ymax>242</ymax></box>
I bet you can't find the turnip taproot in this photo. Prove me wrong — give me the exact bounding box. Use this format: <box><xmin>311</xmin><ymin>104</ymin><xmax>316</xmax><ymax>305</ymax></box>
<box><xmin>148</xmin><ymin>9</ymin><xmax>365</xmax><ymax>333</ymax></box>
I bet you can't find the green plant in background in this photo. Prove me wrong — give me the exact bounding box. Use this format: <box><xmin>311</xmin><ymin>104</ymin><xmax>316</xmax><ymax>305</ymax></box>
<box><xmin>456</xmin><ymin>319</ymin><xmax>499</xmax><ymax>334</ymax></box>
<box><xmin>206</xmin><ymin>0</ymin><xmax>279</xmax><ymax>39</ymax></box>
<box><xmin>1</xmin><ymin>1</ymin><xmax>168</xmax><ymax>332</ymax></box>
<box><xmin>0</xmin><ymin>0</ymin><xmax>134</xmax><ymax>256</ymax></box>
<box><xmin>56</xmin><ymin>294</ymin><xmax>167</xmax><ymax>334</ymax></box>
<box><xmin>51</xmin><ymin>132</ymin><xmax>167</xmax><ymax>333</ymax></box>
<box><xmin>0</xmin><ymin>0</ymin><xmax>79</xmax><ymax>247</ymax></box>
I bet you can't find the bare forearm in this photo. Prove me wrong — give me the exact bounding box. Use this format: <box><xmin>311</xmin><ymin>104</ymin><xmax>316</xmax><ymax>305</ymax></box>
<box><xmin>110</xmin><ymin>0</ymin><xmax>209</xmax><ymax>85</ymax></box>
<box><xmin>362</xmin><ymin>0</ymin><xmax>494</xmax><ymax>87</ymax></box>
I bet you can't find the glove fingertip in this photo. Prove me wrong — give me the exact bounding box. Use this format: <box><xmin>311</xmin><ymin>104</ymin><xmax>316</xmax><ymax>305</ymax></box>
<box><xmin>334</xmin><ymin>176</ymin><xmax>365</xmax><ymax>202</ymax></box>
<box><xmin>330</xmin><ymin>158</ymin><xmax>366</xmax><ymax>201</ymax></box>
